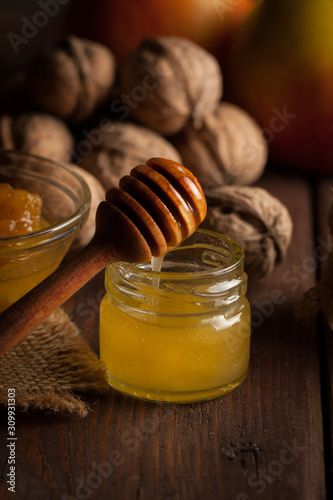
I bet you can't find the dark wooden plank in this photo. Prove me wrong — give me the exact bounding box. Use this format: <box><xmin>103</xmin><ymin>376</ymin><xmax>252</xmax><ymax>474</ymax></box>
<box><xmin>315</xmin><ymin>176</ymin><xmax>333</xmax><ymax>494</ymax></box>
<box><xmin>0</xmin><ymin>167</ymin><xmax>327</xmax><ymax>500</ymax></box>
<box><xmin>65</xmin><ymin>270</ymin><xmax>105</xmax><ymax>354</ymax></box>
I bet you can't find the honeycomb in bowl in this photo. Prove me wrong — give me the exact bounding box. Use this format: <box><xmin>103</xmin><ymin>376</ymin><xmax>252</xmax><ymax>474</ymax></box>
<box><xmin>0</xmin><ymin>183</ymin><xmax>43</xmax><ymax>237</ymax></box>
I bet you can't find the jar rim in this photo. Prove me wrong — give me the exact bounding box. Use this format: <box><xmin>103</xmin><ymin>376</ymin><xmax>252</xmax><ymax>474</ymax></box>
<box><xmin>105</xmin><ymin>229</ymin><xmax>247</xmax><ymax>315</ymax></box>
<box><xmin>109</xmin><ymin>229</ymin><xmax>244</xmax><ymax>282</ymax></box>
<box><xmin>0</xmin><ymin>150</ymin><xmax>91</xmax><ymax>248</ymax></box>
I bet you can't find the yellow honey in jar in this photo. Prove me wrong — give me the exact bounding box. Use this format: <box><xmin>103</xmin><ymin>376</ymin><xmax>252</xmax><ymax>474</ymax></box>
<box><xmin>100</xmin><ymin>229</ymin><xmax>251</xmax><ymax>403</ymax></box>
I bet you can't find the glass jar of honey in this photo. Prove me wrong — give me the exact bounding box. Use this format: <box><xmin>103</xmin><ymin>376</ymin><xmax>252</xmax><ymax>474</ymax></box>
<box><xmin>100</xmin><ymin>229</ymin><xmax>251</xmax><ymax>403</ymax></box>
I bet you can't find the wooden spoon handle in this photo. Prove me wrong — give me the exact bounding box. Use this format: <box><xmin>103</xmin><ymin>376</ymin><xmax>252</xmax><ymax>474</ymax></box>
<box><xmin>0</xmin><ymin>202</ymin><xmax>152</xmax><ymax>356</ymax></box>
<box><xmin>0</xmin><ymin>158</ymin><xmax>207</xmax><ymax>356</ymax></box>
<box><xmin>0</xmin><ymin>237</ymin><xmax>110</xmax><ymax>355</ymax></box>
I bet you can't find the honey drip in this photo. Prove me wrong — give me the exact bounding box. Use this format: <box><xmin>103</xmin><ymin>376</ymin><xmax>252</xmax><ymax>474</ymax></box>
<box><xmin>151</xmin><ymin>255</ymin><xmax>165</xmax><ymax>289</ymax></box>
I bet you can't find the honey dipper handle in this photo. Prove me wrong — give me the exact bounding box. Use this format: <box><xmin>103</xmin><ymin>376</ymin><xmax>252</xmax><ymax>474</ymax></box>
<box><xmin>0</xmin><ymin>236</ymin><xmax>112</xmax><ymax>356</ymax></box>
<box><xmin>0</xmin><ymin>200</ymin><xmax>153</xmax><ymax>356</ymax></box>
<box><xmin>0</xmin><ymin>155</ymin><xmax>208</xmax><ymax>356</ymax></box>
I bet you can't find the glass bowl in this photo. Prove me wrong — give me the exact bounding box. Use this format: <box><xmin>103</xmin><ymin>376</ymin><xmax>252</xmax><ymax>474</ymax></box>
<box><xmin>0</xmin><ymin>151</ymin><xmax>91</xmax><ymax>313</ymax></box>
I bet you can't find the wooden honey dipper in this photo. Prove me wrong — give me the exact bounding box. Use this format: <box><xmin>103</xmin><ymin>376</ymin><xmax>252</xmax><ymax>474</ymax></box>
<box><xmin>0</xmin><ymin>158</ymin><xmax>207</xmax><ymax>356</ymax></box>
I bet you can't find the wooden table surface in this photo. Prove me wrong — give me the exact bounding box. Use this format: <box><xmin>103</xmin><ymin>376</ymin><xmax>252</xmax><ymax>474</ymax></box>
<box><xmin>0</xmin><ymin>165</ymin><xmax>332</xmax><ymax>500</ymax></box>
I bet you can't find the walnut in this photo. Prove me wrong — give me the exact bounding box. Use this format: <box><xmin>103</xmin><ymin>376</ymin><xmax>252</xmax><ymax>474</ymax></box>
<box><xmin>201</xmin><ymin>185</ymin><xmax>293</xmax><ymax>281</ymax></box>
<box><xmin>117</xmin><ymin>36</ymin><xmax>222</xmax><ymax>135</ymax></box>
<box><xmin>0</xmin><ymin>112</ymin><xmax>74</xmax><ymax>163</ymax></box>
<box><xmin>79</xmin><ymin>121</ymin><xmax>182</xmax><ymax>191</ymax></box>
<box><xmin>172</xmin><ymin>103</ymin><xmax>268</xmax><ymax>187</ymax></box>
<box><xmin>26</xmin><ymin>36</ymin><xmax>115</xmax><ymax>123</ymax></box>
<box><xmin>68</xmin><ymin>165</ymin><xmax>105</xmax><ymax>254</ymax></box>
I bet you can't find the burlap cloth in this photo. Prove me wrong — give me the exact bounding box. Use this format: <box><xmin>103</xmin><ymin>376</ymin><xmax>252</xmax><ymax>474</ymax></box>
<box><xmin>0</xmin><ymin>308</ymin><xmax>110</xmax><ymax>417</ymax></box>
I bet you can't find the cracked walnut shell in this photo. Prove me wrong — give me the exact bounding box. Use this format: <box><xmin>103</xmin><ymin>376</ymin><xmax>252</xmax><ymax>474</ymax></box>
<box><xmin>201</xmin><ymin>185</ymin><xmax>293</xmax><ymax>281</ymax></box>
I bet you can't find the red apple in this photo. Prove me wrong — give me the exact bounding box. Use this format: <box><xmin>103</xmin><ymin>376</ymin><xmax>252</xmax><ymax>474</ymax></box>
<box><xmin>69</xmin><ymin>0</ymin><xmax>255</xmax><ymax>61</ymax></box>
<box><xmin>227</xmin><ymin>0</ymin><xmax>333</xmax><ymax>173</ymax></box>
